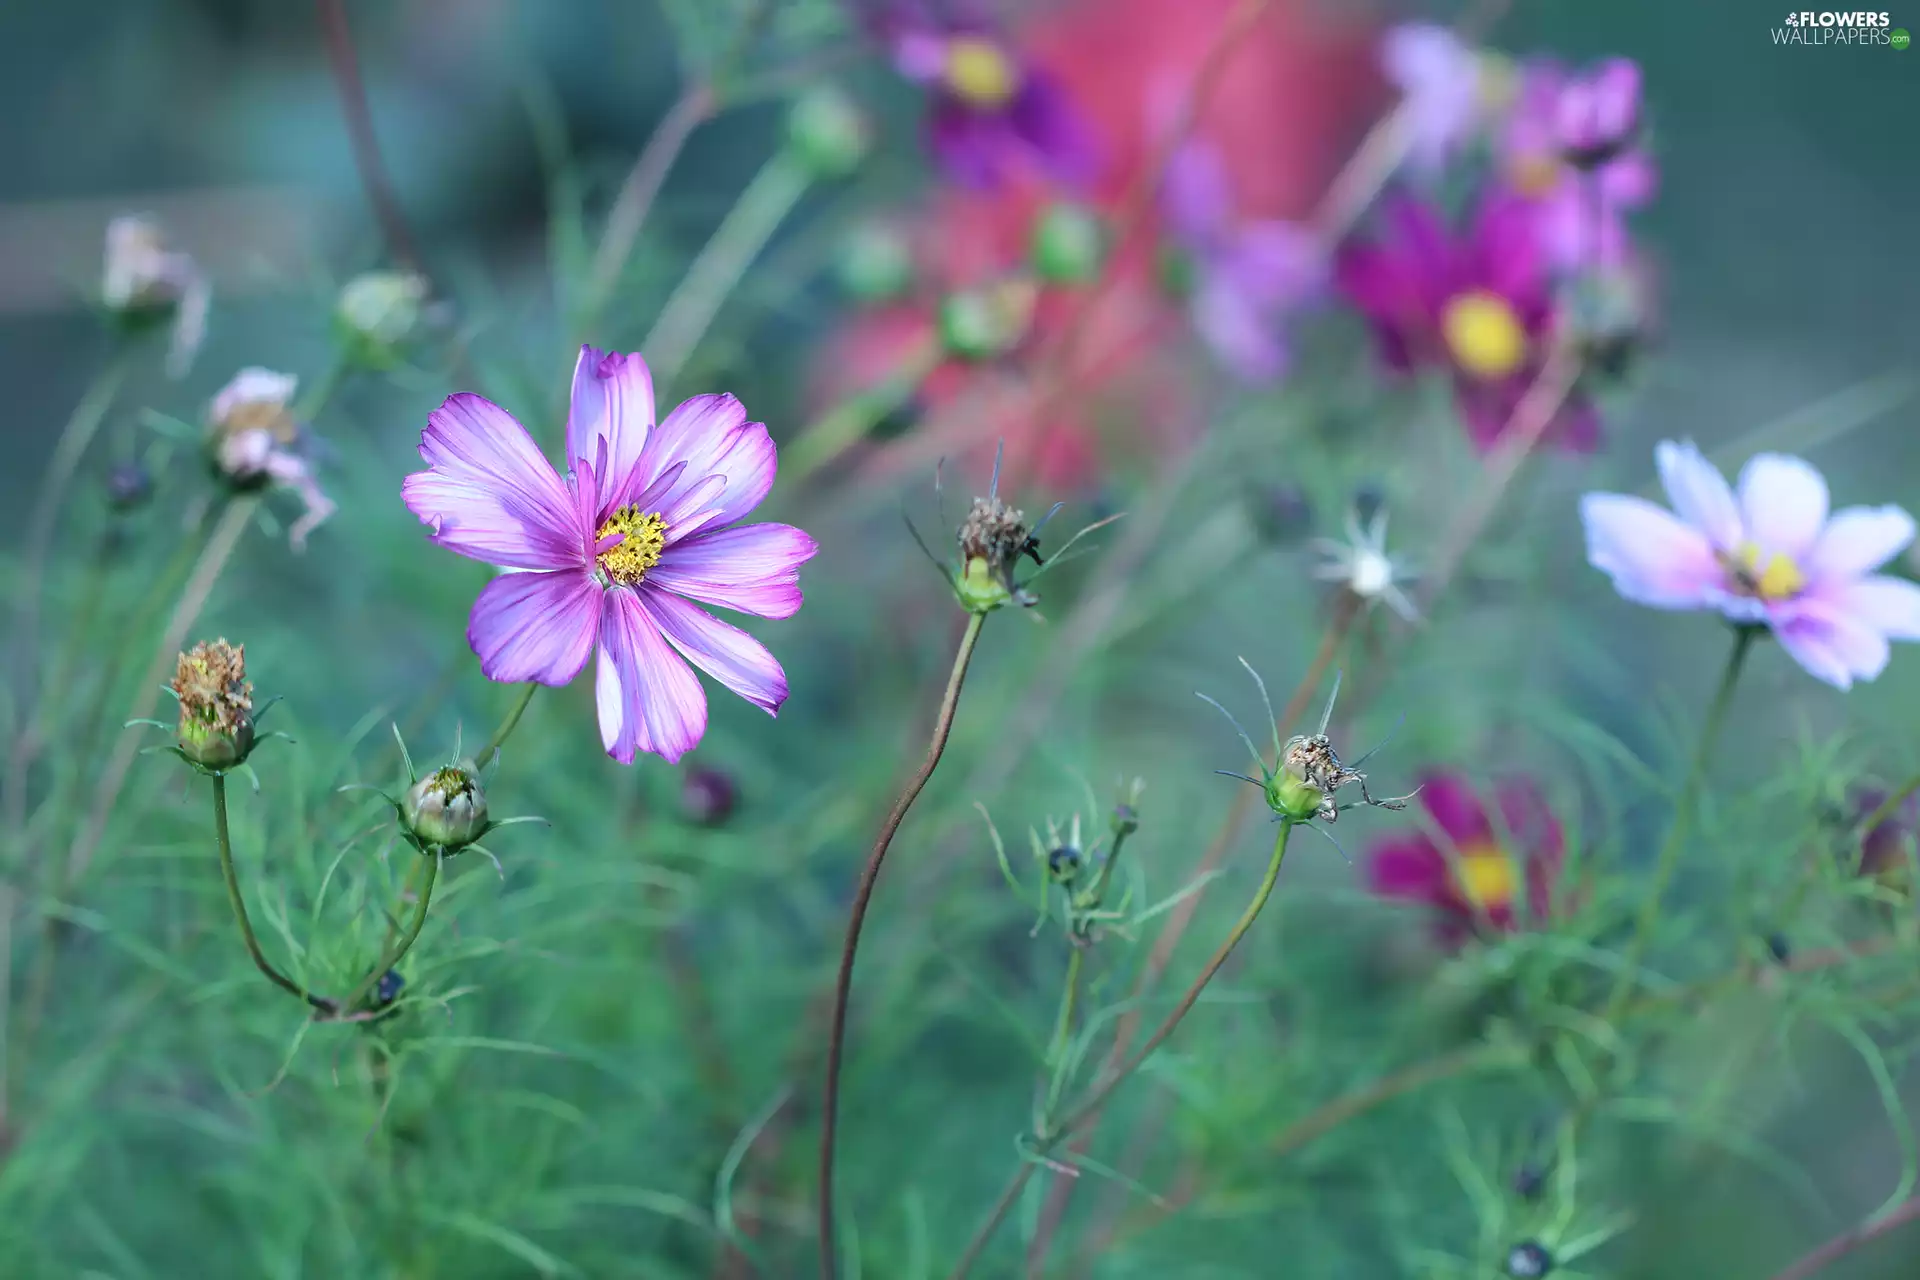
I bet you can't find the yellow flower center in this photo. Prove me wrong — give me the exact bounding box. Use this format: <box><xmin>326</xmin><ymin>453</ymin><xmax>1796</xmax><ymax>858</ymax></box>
<box><xmin>1724</xmin><ymin>542</ymin><xmax>1806</xmax><ymax>601</ymax></box>
<box><xmin>1508</xmin><ymin>149</ymin><xmax>1565</xmax><ymax>198</ymax></box>
<box><xmin>1452</xmin><ymin>841</ymin><xmax>1518</xmax><ymax>913</ymax></box>
<box><xmin>595</xmin><ymin>506</ymin><xmax>668</xmax><ymax>587</ymax></box>
<box><xmin>945</xmin><ymin>37</ymin><xmax>1019</xmax><ymax>108</ymax></box>
<box><xmin>1440</xmin><ymin>290</ymin><xmax>1528</xmax><ymax>380</ymax></box>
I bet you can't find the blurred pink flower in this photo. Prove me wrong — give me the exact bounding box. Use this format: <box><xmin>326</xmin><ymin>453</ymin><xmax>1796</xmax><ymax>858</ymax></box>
<box><xmin>1501</xmin><ymin>58</ymin><xmax>1654</xmax><ymax>271</ymax></box>
<box><xmin>1580</xmin><ymin>440</ymin><xmax>1920</xmax><ymax>689</ymax></box>
<box><xmin>206</xmin><ymin>367</ymin><xmax>333</xmax><ymax>551</ymax></box>
<box><xmin>1366</xmin><ymin>770</ymin><xmax>1563</xmax><ymax>945</ymax></box>
<box><xmin>1851</xmin><ymin>784</ymin><xmax>1919</xmax><ymax>884</ymax></box>
<box><xmin>1160</xmin><ymin>140</ymin><xmax>1326</xmax><ymax>383</ymax></box>
<box><xmin>1380</xmin><ymin>23</ymin><xmax>1491</xmax><ymax>177</ymax></box>
<box><xmin>403</xmin><ymin>347</ymin><xmax>817</xmax><ymax>764</ymax></box>
<box><xmin>1337</xmin><ymin>192</ymin><xmax>1598</xmax><ymax>452</ymax></box>
<box><xmin>880</xmin><ymin>5</ymin><xmax>1101</xmax><ymax>189</ymax></box>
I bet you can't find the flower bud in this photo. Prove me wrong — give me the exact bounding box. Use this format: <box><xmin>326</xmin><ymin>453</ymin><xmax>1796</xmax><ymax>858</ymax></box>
<box><xmin>1511</xmin><ymin>1164</ymin><xmax>1547</xmax><ymax>1201</ymax></box>
<box><xmin>1047</xmin><ymin>844</ymin><xmax>1083</xmax><ymax>883</ymax></box>
<box><xmin>1030</xmin><ymin>203</ymin><xmax>1105</xmax><ymax>285</ymax></box>
<box><xmin>1504</xmin><ymin>1240</ymin><xmax>1554</xmax><ymax>1279</ymax></box>
<box><xmin>937</xmin><ymin>280</ymin><xmax>1036</xmax><ymax>362</ymax></box>
<box><xmin>1766</xmin><ymin>932</ymin><xmax>1792</xmax><ymax>964</ymax></box>
<box><xmin>682</xmin><ymin>767</ymin><xmax>738</xmax><ymax>827</ymax></box>
<box><xmin>101</xmin><ymin>215</ymin><xmax>209</xmax><ymax>376</ymax></box>
<box><xmin>1112</xmin><ymin>803</ymin><xmax>1139</xmax><ymax>838</ymax></box>
<box><xmin>336</xmin><ymin>269</ymin><xmax>429</xmax><ymax>356</ymax></box>
<box><xmin>171</xmin><ymin>639</ymin><xmax>255</xmax><ymax>770</ymax></box>
<box><xmin>1266</xmin><ymin>768</ymin><xmax>1326</xmax><ymax>822</ymax></box>
<box><xmin>1247</xmin><ymin>482</ymin><xmax>1313</xmax><ymax>546</ymax></box>
<box><xmin>106</xmin><ymin>462</ymin><xmax>153</xmax><ymax>512</ymax></box>
<box><xmin>374</xmin><ymin>969</ymin><xmax>405</xmax><ymax>1007</ymax></box>
<box><xmin>954</xmin><ymin>494</ymin><xmax>1033</xmax><ymax>614</ymax></box>
<box><xmin>835</xmin><ymin>225</ymin><xmax>915</xmax><ymax>302</ymax></box>
<box><xmin>402</xmin><ymin>763</ymin><xmax>489</xmax><ymax>851</ymax></box>
<box><xmin>787</xmin><ymin>86</ymin><xmax>869</xmax><ymax>179</ymax></box>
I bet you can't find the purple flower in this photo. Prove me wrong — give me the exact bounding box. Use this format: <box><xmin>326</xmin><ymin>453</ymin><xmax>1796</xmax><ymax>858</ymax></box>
<box><xmin>1851</xmin><ymin>785</ymin><xmax>1919</xmax><ymax>884</ymax></box>
<box><xmin>402</xmin><ymin>347</ymin><xmax>818</xmax><ymax>764</ymax></box>
<box><xmin>1337</xmin><ymin>193</ymin><xmax>1598</xmax><ymax>453</ymax></box>
<box><xmin>1580</xmin><ymin>441</ymin><xmax>1920</xmax><ymax>689</ymax></box>
<box><xmin>1501</xmin><ymin>59</ymin><xmax>1654</xmax><ymax>271</ymax></box>
<box><xmin>1160</xmin><ymin>141</ymin><xmax>1324</xmax><ymax>383</ymax></box>
<box><xmin>1381</xmin><ymin>24</ymin><xmax>1492</xmax><ymax>177</ymax></box>
<box><xmin>887</xmin><ymin>11</ymin><xmax>1099</xmax><ymax>189</ymax></box>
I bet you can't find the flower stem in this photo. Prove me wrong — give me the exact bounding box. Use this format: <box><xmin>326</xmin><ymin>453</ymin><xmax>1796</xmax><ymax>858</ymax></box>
<box><xmin>1043</xmin><ymin>947</ymin><xmax>1088</xmax><ymax>1116</ymax></box>
<box><xmin>317</xmin><ymin>0</ymin><xmax>425</xmax><ymax>276</ymax></box>
<box><xmin>480</xmin><ymin>683</ymin><xmax>539</xmax><ymax>765</ymax></box>
<box><xmin>1603</xmin><ymin>624</ymin><xmax>1758</xmax><ymax>1023</ymax></box>
<box><xmin>344</xmin><ymin>852</ymin><xmax>440</xmax><ymax>1014</ymax></box>
<box><xmin>211</xmin><ymin>774</ymin><xmax>332</xmax><ymax>1012</ymax></box>
<box><xmin>642</xmin><ymin>152</ymin><xmax>812</xmax><ymax>388</ymax></box>
<box><xmin>1767</xmin><ymin>1189</ymin><xmax>1920</xmax><ymax>1280</ymax></box>
<box><xmin>953</xmin><ymin>820</ymin><xmax>1298</xmax><ymax>1279</ymax></box>
<box><xmin>946</xmin><ymin>1162</ymin><xmax>1037</xmax><ymax>1280</ymax></box>
<box><xmin>818</xmin><ymin>611</ymin><xmax>987</xmax><ymax>1279</ymax></box>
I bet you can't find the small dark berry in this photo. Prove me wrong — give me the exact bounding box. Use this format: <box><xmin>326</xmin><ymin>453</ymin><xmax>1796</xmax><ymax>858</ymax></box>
<box><xmin>1766</xmin><ymin>933</ymin><xmax>1791</xmax><ymax>964</ymax></box>
<box><xmin>375</xmin><ymin>970</ymin><xmax>405</xmax><ymax>1006</ymax></box>
<box><xmin>106</xmin><ymin>462</ymin><xmax>152</xmax><ymax>511</ymax></box>
<box><xmin>1047</xmin><ymin>846</ymin><xmax>1082</xmax><ymax>882</ymax></box>
<box><xmin>1505</xmin><ymin>1240</ymin><xmax>1554</xmax><ymax>1278</ymax></box>
<box><xmin>1248</xmin><ymin>482</ymin><xmax>1314</xmax><ymax>546</ymax></box>
<box><xmin>682</xmin><ymin>767</ymin><xmax>737</xmax><ymax>827</ymax></box>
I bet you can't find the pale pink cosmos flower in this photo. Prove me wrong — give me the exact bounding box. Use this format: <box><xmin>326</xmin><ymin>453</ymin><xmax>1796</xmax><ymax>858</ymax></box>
<box><xmin>1580</xmin><ymin>440</ymin><xmax>1920</xmax><ymax>689</ymax></box>
<box><xmin>403</xmin><ymin>347</ymin><xmax>817</xmax><ymax>763</ymax></box>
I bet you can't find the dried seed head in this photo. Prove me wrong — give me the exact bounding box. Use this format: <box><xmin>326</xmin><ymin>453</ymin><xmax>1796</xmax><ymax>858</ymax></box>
<box><xmin>171</xmin><ymin>639</ymin><xmax>254</xmax><ymax>769</ymax></box>
<box><xmin>402</xmin><ymin>763</ymin><xmax>489</xmax><ymax>851</ymax></box>
<box><xmin>954</xmin><ymin>495</ymin><xmax>1033</xmax><ymax>614</ymax></box>
<box><xmin>1504</xmin><ymin>1240</ymin><xmax>1554</xmax><ymax>1278</ymax></box>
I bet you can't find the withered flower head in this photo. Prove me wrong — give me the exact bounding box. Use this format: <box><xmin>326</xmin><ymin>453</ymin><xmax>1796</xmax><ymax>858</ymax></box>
<box><xmin>102</xmin><ymin>215</ymin><xmax>209</xmax><ymax>377</ymax></box>
<box><xmin>171</xmin><ymin>639</ymin><xmax>255</xmax><ymax>769</ymax></box>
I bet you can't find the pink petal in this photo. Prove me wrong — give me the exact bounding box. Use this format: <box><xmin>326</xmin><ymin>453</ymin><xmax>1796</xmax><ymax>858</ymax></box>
<box><xmin>1835</xmin><ymin>575</ymin><xmax>1920</xmax><ymax>642</ymax></box>
<box><xmin>595</xmin><ymin>587</ymin><xmax>707</xmax><ymax>764</ymax></box>
<box><xmin>1775</xmin><ymin>596</ymin><xmax>1890</xmax><ymax>689</ymax></box>
<box><xmin>405</xmin><ymin>394</ymin><xmax>582</xmax><ymax>570</ymax></box>
<box><xmin>632</xmin><ymin>395</ymin><xmax>779</xmax><ymax>533</ymax></box>
<box><xmin>1805</xmin><ymin>506</ymin><xmax>1917</xmax><ymax>582</ymax></box>
<box><xmin>566</xmin><ymin>346</ymin><xmax>655</xmax><ymax>497</ymax></box>
<box><xmin>1737</xmin><ymin>453</ymin><xmax>1829</xmax><ymax>559</ymax></box>
<box><xmin>1579</xmin><ymin>492</ymin><xmax>1722</xmax><ymax>609</ymax></box>
<box><xmin>649</xmin><ymin>523</ymin><xmax>818</xmax><ymax>620</ymax></box>
<box><xmin>1366</xmin><ymin>836</ymin><xmax>1450</xmax><ymax>903</ymax></box>
<box><xmin>467</xmin><ymin>569</ymin><xmax>601</xmax><ymax>686</ymax></box>
<box><xmin>1655</xmin><ymin>439</ymin><xmax>1740</xmax><ymax>549</ymax></box>
<box><xmin>641</xmin><ymin>588</ymin><xmax>790</xmax><ymax>715</ymax></box>
<box><xmin>1419</xmin><ymin>771</ymin><xmax>1492</xmax><ymax>846</ymax></box>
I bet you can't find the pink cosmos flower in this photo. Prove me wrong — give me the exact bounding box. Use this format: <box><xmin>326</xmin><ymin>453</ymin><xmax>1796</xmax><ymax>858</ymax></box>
<box><xmin>1336</xmin><ymin>192</ymin><xmax>1598</xmax><ymax>452</ymax></box>
<box><xmin>1500</xmin><ymin>59</ymin><xmax>1655</xmax><ymax>272</ymax></box>
<box><xmin>1380</xmin><ymin>23</ymin><xmax>1491</xmax><ymax>178</ymax></box>
<box><xmin>1580</xmin><ymin>441</ymin><xmax>1920</xmax><ymax>689</ymax></box>
<box><xmin>402</xmin><ymin>347</ymin><xmax>817</xmax><ymax>764</ymax></box>
<box><xmin>1366</xmin><ymin>770</ymin><xmax>1563</xmax><ymax>947</ymax></box>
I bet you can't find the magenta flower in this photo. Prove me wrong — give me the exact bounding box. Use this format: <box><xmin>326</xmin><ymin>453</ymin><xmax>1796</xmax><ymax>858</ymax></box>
<box><xmin>1337</xmin><ymin>193</ymin><xmax>1598</xmax><ymax>452</ymax></box>
<box><xmin>1160</xmin><ymin>140</ymin><xmax>1325</xmax><ymax>383</ymax></box>
<box><xmin>1501</xmin><ymin>59</ymin><xmax>1654</xmax><ymax>271</ymax></box>
<box><xmin>1580</xmin><ymin>441</ymin><xmax>1920</xmax><ymax>689</ymax></box>
<box><xmin>884</xmin><ymin>8</ymin><xmax>1099</xmax><ymax>189</ymax></box>
<box><xmin>1366</xmin><ymin>770</ymin><xmax>1563</xmax><ymax>946</ymax></box>
<box><xmin>403</xmin><ymin>347</ymin><xmax>817</xmax><ymax>764</ymax></box>
<box><xmin>1381</xmin><ymin>23</ymin><xmax>1492</xmax><ymax>178</ymax></box>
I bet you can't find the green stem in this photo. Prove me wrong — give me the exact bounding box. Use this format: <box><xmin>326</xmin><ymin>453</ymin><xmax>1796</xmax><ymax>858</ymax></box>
<box><xmin>1043</xmin><ymin>947</ymin><xmax>1088</xmax><ymax>1116</ymax></box>
<box><xmin>819</xmin><ymin>611</ymin><xmax>988</xmax><ymax>1279</ymax></box>
<box><xmin>293</xmin><ymin>353</ymin><xmax>349</xmax><ymax>422</ymax></box>
<box><xmin>1603</xmin><ymin>625</ymin><xmax>1758</xmax><ymax>1023</ymax></box>
<box><xmin>211</xmin><ymin>774</ymin><xmax>331</xmax><ymax>1012</ymax></box>
<box><xmin>641</xmin><ymin>152</ymin><xmax>812</xmax><ymax>389</ymax></box>
<box><xmin>480</xmin><ymin>683</ymin><xmax>539</xmax><ymax>764</ymax></box>
<box><xmin>1054</xmin><ymin>819</ymin><xmax>1296</xmax><ymax>1138</ymax></box>
<box><xmin>344</xmin><ymin>853</ymin><xmax>440</xmax><ymax>1013</ymax></box>
<box><xmin>945</xmin><ymin>1162</ymin><xmax>1036</xmax><ymax>1280</ymax></box>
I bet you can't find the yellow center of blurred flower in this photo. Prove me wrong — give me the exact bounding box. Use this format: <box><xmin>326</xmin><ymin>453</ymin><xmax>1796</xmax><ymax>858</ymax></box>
<box><xmin>945</xmin><ymin>37</ymin><xmax>1019</xmax><ymax>108</ymax></box>
<box><xmin>1509</xmin><ymin>149</ymin><xmax>1565</xmax><ymax>198</ymax></box>
<box><xmin>1441</xmin><ymin>290</ymin><xmax>1529</xmax><ymax>380</ymax></box>
<box><xmin>1725</xmin><ymin>542</ymin><xmax>1806</xmax><ymax>600</ymax></box>
<box><xmin>1452</xmin><ymin>841</ymin><xmax>1518</xmax><ymax>912</ymax></box>
<box><xmin>595</xmin><ymin>506</ymin><xmax>668</xmax><ymax>587</ymax></box>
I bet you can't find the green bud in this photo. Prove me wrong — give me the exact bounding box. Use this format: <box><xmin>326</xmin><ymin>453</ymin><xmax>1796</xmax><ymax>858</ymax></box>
<box><xmin>171</xmin><ymin>639</ymin><xmax>255</xmax><ymax>770</ymax></box>
<box><xmin>1265</xmin><ymin>770</ymin><xmax>1325</xmax><ymax>822</ymax></box>
<box><xmin>787</xmin><ymin>87</ymin><xmax>869</xmax><ymax>179</ymax></box>
<box><xmin>336</xmin><ymin>270</ymin><xmax>429</xmax><ymax>358</ymax></box>
<box><xmin>955</xmin><ymin>553</ymin><xmax>1015</xmax><ymax>614</ymax></box>
<box><xmin>835</xmin><ymin>225</ymin><xmax>915</xmax><ymax>302</ymax></box>
<box><xmin>937</xmin><ymin>280</ymin><xmax>1035</xmax><ymax>362</ymax></box>
<box><xmin>1156</xmin><ymin>243</ymin><xmax>1199</xmax><ymax>300</ymax></box>
<box><xmin>403</xmin><ymin>763</ymin><xmax>489</xmax><ymax>851</ymax></box>
<box><xmin>1030</xmin><ymin>203</ymin><xmax>1105</xmax><ymax>284</ymax></box>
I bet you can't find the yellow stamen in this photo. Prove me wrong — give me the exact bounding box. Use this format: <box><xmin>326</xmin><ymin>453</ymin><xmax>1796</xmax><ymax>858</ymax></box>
<box><xmin>1452</xmin><ymin>841</ymin><xmax>1518</xmax><ymax>913</ymax></box>
<box><xmin>595</xmin><ymin>506</ymin><xmax>668</xmax><ymax>587</ymax></box>
<box><xmin>1440</xmin><ymin>290</ymin><xmax>1528</xmax><ymax>380</ymax></box>
<box><xmin>1726</xmin><ymin>541</ymin><xmax>1806</xmax><ymax>601</ymax></box>
<box><xmin>1508</xmin><ymin>150</ymin><xmax>1564</xmax><ymax>198</ymax></box>
<box><xmin>945</xmin><ymin>37</ymin><xmax>1019</xmax><ymax>108</ymax></box>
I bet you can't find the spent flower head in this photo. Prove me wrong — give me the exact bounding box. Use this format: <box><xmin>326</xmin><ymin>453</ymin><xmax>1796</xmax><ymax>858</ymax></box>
<box><xmin>402</xmin><ymin>763</ymin><xmax>490</xmax><ymax>852</ymax></box>
<box><xmin>169</xmin><ymin>639</ymin><xmax>256</xmax><ymax>771</ymax></box>
<box><xmin>1310</xmin><ymin>500</ymin><xmax>1419</xmax><ymax>623</ymax></box>
<box><xmin>102</xmin><ymin>214</ymin><xmax>209</xmax><ymax>376</ymax></box>
<box><xmin>1580</xmin><ymin>440</ymin><xmax>1920</xmax><ymax>688</ymax></box>
<box><xmin>402</xmin><ymin>346</ymin><xmax>818</xmax><ymax>763</ymax></box>
<box><xmin>207</xmin><ymin>368</ymin><xmax>335</xmax><ymax>551</ymax></box>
